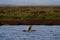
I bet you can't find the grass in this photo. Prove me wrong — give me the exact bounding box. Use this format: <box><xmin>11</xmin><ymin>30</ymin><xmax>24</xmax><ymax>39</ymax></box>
<box><xmin>0</xmin><ymin>6</ymin><xmax>60</xmax><ymax>20</ymax></box>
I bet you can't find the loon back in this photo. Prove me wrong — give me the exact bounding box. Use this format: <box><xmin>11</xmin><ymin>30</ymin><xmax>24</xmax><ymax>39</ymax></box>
<box><xmin>28</xmin><ymin>25</ymin><xmax>32</xmax><ymax>31</ymax></box>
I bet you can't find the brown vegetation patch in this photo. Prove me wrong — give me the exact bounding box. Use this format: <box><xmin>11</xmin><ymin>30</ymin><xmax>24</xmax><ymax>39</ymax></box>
<box><xmin>31</xmin><ymin>11</ymin><xmax>46</xmax><ymax>16</ymax></box>
<box><xmin>0</xmin><ymin>19</ymin><xmax>60</xmax><ymax>25</ymax></box>
<box><xmin>53</xmin><ymin>9</ymin><xmax>60</xmax><ymax>13</ymax></box>
<box><xmin>0</xmin><ymin>10</ymin><xmax>6</xmax><ymax>13</ymax></box>
<box><xmin>20</xmin><ymin>8</ymin><xmax>31</xmax><ymax>12</ymax></box>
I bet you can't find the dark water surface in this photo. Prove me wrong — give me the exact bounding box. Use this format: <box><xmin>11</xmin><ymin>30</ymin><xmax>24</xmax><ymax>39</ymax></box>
<box><xmin>0</xmin><ymin>25</ymin><xmax>60</xmax><ymax>40</ymax></box>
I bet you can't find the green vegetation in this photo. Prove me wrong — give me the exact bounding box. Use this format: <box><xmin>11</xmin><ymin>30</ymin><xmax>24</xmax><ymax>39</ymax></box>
<box><xmin>0</xmin><ymin>6</ymin><xmax>60</xmax><ymax>20</ymax></box>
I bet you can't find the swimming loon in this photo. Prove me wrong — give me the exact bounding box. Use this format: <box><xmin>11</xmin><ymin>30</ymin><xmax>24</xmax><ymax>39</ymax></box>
<box><xmin>23</xmin><ymin>25</ymin><xmax>36</xmax><ymax>32</ymax></box>
<box><xmin>28</xmin><ymin>25</ymin><xmax>32</xmax><ymax>32</ymax></box>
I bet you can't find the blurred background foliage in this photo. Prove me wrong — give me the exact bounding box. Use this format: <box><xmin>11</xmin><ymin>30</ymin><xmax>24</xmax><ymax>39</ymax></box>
<box><xmin>0</xmin><ymin>6</ymin><xmax>60</xmax><ymax>20</ymax></box>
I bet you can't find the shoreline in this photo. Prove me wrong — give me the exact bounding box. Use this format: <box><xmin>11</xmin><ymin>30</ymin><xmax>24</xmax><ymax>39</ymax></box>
<box><xmin>0</xmin><ymin>19</ymin><xmax>60</xmax><ymax>25</ymax></box>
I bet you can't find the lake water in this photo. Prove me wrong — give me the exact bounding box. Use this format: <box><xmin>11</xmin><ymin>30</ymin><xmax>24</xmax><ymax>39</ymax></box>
<box><xmin>0</xmin><ymin>25</ymin><xmax>60</xmax><ymax>40</ymax></box>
